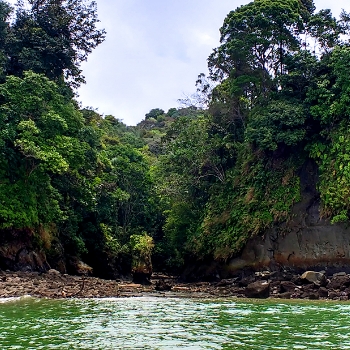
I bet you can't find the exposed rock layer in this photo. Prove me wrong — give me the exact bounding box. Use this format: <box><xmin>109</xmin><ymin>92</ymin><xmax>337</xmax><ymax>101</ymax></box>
<box><xmin>227</xmin><ymin>160</ymin><xmax>350</xmax><ymax>275</ymax></box>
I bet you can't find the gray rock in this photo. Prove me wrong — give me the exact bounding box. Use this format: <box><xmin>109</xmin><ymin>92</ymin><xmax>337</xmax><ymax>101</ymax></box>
<box><xmin>333</xmin><ymin>272</ymin><xmax>347</xmax><ymax>278</ymax></box>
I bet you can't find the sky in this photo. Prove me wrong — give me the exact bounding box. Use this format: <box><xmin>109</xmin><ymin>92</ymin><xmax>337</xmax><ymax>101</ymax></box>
<box><xmin>8</xmin><ymin>0</ymin><xmax>350</xmax><ymax>125</ymax></box>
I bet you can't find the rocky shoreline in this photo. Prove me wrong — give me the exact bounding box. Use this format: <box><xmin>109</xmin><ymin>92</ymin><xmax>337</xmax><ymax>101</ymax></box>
<box><xmin>1</xmin><ymin>269</ymin><xmax>350</xmax><ymax>301</ymax></box>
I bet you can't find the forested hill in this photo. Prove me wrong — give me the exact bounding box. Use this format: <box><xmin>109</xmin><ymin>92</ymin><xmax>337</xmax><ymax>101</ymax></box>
<box><xmin>1</xmin><ymin>0</ymin><xmax>350</xmax><ymax>279</ymax></box>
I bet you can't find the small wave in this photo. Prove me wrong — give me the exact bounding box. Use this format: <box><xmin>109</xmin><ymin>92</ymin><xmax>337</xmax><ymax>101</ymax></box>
<box><xmin>0</xmin><ymin>295</ymin><xmax>34</xmax><ymax>304</ymax></box>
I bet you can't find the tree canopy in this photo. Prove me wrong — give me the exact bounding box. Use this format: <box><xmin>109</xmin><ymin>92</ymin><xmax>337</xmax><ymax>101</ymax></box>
<box><xmin>6</xmin><ymin>0</ymin><xmax>106</xmax><ymax>88</ymax></box>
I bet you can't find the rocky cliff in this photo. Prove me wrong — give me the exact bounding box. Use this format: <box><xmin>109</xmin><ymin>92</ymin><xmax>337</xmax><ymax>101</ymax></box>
<box><xmin>226</xmin><ymin>159</ymin><xmax>350</xmax><ymax>276</ymax></box>
<box><xmin>0</xmin><ymin>229</ymin><xmax>50</xmax><ymax>272</ymax></box>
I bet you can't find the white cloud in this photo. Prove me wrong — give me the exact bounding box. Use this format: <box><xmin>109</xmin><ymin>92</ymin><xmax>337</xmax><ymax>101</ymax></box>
<box><xmin>5</xmin><ymin>0</ymin><xmax>350</xmax><ymax>125</ymax></box>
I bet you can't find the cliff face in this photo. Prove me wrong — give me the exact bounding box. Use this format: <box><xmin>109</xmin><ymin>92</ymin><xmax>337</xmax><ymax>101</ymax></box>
<box><xmin>0</xmin><ymin>229</ymin><xmax>50</xmax><ymax>272</ymax></box>
<box><xmin>227</xmin><ymin>159</ymin><xmax>350</xmax><ymax>275</ymax></box>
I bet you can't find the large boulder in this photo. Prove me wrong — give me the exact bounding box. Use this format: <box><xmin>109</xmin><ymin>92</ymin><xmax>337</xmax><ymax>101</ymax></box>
<box><xmin>67</xmin><ymin>257</ymin><xmax>93</xmax><ymax>276</ymax></box>
<box><xmin>245</xmin><ymin>281</ymin><xmax>270</xmax><ymax>299</ymax></box>
<box><xmin>301</xmin><ymin>271</ymin><xmax>327</xmax><ymax>286</ymax></box>
<box><xmin>46</xmin><ymin>238</ymin><xmax>66</xmax><ymax>274</ymax></box>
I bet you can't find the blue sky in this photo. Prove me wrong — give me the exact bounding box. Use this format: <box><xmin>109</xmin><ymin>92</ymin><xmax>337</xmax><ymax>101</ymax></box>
<box><xmin>7</xmin><ymin>0</ymin><xmax>350</xmax><ymax>125</ymax></box>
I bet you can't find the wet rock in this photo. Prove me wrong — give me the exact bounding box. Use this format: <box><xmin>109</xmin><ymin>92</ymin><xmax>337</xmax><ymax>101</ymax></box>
<box><xmin>216</xmin><ymin>278</ymin><xmax>236</xmax><ymax>287</ymax></box>
<box><xmin>280</xmin><ymin>281</ymin><xmax>297</xmax><ymax>293</ymax></box>
<box><xmin>302</xmin><ymin>283</ymin><xmax>318</xmax><ymax>292</ymax></box>
<box><xmin>301</xmin><ymin>271</ymin><xmax>327</xmax><ymax>286</ymax></box>
<box><xmin>278</xmin><ymin>292</ymin><xmax>292</xmax><ymax>299</ymax></box>
<box><xmin>318</xmin><ymin>287</ymin><xmax>328</xmax><ymax>298</ymax></box>
<box><xmin>264</xmin><ymin>271</ymin><xmax>281</xmax><ymax>281</ymax></box>
<box><xmin>300</xmin><ymin>284</ymin><xmax>317</xmax><ymax>299</ymax></box>
<box><xmin>270</xmin><ymin>281</ymin><xmax>281</xmax><ymax>294</ymax></box>
<box><xmin>245</xmin><ymin>281</ymin><xmax>270</xmax><ymax>299</ymax></box>
<box><xmin>239</xmin><ymin>275</ymin><xmax>255</xmax><ymax>287</ymax></box>
<box><xmin>291</xmin><ymin>275</ymin><xmax>303</xmax><ymax>285</ymax></box>
<box><xmin>155</xmin><ymin>280</ymin><xmax>172</xmax><ymax>291</ymax></box>
<box><xmin>133</xmin><ymin>272</ymin><xmax>152</xmax><ymax>285</ymax></box>
<box><xmin>308</xmin><ymin>293</ymin><xmax>319</xmax><ymax>300</ymax></box>
<box><xmin>328</xmin><ymin>291</ymin><xmax>340</xmax><ymax>300</ymax></box>
<box><xmin>328</xmin><ymin>275</ymin><xmax>350</xmax><ymax>290</ymax></box>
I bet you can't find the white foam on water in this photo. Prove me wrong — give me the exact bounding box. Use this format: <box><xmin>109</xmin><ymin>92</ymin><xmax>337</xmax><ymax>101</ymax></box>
<box><xmin>0</xmin><ymin>295</ymin><xmax>34</xmax><ymax>304</ymax></box>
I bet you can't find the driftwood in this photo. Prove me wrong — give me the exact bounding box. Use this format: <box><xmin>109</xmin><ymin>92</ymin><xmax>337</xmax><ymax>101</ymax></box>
<box><xmin>63</xmin><ymin>276</ymin><xmax>85</xmax><ymax>298</ymax></box>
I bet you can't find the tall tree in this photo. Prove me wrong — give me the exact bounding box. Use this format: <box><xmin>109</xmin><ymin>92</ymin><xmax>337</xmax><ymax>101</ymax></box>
<box><xmin>0</xmin><ymin>71</ymin><xmax>85</xmax><ymax>229</ymax></box>
<box><xmin>7</xmin><ymin>0</ymin><xmax>106</xmax><ymax>88</ymax></box>
<box><xmin>0</xmin><ymin>1</ymin><xmax>11</xmax><ymax>81</ymax></box>
<box><xmin>208</xmin><ymin>0</ymin><xmax>306</xmax><ymax>91</ymax></box>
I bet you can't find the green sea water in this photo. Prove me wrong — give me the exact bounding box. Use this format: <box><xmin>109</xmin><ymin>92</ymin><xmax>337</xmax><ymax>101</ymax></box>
<box><xmin>0</xmin><ymin>296</ymin><xmax>349</xmax><ymax>349</ymax></box>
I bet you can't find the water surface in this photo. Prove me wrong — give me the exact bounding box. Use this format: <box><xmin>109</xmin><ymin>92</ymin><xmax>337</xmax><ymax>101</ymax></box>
<box><xmin>0</xmin><ymin>296</ymin><xmax>349</xmax><ymax>349</ymax></box>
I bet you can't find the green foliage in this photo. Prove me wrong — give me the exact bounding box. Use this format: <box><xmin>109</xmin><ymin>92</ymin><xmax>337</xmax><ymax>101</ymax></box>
<box><xmin>246</xmin><ymin>101</ymin><xmax>306</xmax><ymax>150</ymax></box>
<box><xmin>155</xmin><ymin>102</ymin><xmax>302</xmax><ymax>264</ymax></box>
<box><xmin>157</xmin><ymin>115</ymin><xmax>302</xmax><ymax>262</ymax></box>
<box><xmin>208</xmin><ymin>0</ymin><xmax>306</xmax><ymax>85</ymax></box>
<box><xmin>0</xmin><ymin>71</ymin><xmax>83</xmax><ymax>229</ymax></box>
<box><xmin>100</xmin><ymin>223</ymin><xmax>122</xmax><ymax>255</ymax></box>
<box><xmin>7</xmin><ymin>0</ymin><xmax>106</xmax><ymax>87</ymax></box>
<box><xmin>129</xmin><ymin>233</ymin><xmax>154</xmax><ymax>273</ymax></box>
<box><xmin>145</xmin><ymin>108</ymin><xmax>164</xmax><ymax>120</ymax></box>
<box><xmin>196</xmin><ymin>152</ymin><xmax>301</xmax><ymax>259</ymax></box>
<box><xmin>0</xmin><ymin>71</ymin><xmax>159</xmax><ymax>276</ymax></box>
<box><xmin>153</xmin><ymin>0</ymin><xmax>350</xmax><ymax>268</ymax></box>
<box><xmin>130</xmin><ymin>233</ymin><xmax>154</xmax><ymax>258</ymax></box>
<box><xmin>309</xmin><ymin>125</ymin><xmax>350</xmax><ymax>221</ymax></box>
<box><xmin>308</xmin><ymin>47</ymin><xmax>350</xmax><ymax>126</ymax></box>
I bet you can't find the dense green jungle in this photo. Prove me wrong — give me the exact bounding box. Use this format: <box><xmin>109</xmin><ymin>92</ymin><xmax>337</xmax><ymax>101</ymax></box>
<box><xmin>1</xmin><ymin>0</ymin><xmax>350</xmax><ymax>280</ymax></box>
